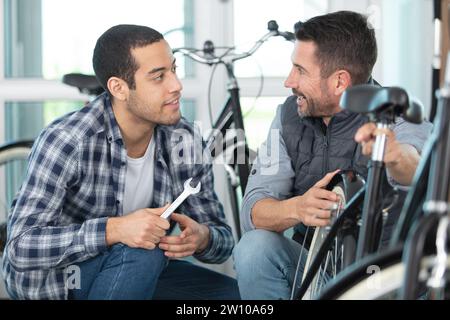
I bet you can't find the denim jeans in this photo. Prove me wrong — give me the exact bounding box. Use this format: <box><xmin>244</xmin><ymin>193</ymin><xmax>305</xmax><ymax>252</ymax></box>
<box><xmin>233</xmin><ymin>229</ymin><xmax>306</xmax><ymax>300</ymax></box>
<box><xmin>70</xmin><ymin>244</ymin><xmax>240</xmax><ymax>300</ymax></box>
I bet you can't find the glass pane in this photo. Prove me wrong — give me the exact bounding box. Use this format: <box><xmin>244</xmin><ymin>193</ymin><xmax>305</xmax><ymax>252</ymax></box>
<box><xmin>180</xmin><ymin>99</ymin><xmax>196</xmax><ymax>123</ymax></box>
<box><xmin>241</xmin><ymin>96</ymin><xmax>286</xmax><ymax>151</ymax></box>
<box><xmin>4</xmin><ymin>0</ymin><xmax>194</xmax><ymax>79</ymax></box>
<box><xmin>4</xmin><ymin>101</ymin><xmax>81</xmax><ymax>141</ymax></box>
<box><xmin>4</xmin><ymin>0</ymin><xmax>43</xmax><ymax>77</ymax></box>
<box><xmin>234</xmin><ymin>0</ymin><xmax>328</xmax><ymax>78</ymax></box>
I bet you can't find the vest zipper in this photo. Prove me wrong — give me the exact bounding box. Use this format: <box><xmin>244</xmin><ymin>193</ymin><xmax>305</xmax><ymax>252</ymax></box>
<box><xmin>323</xmin><ymin>119</ymin><xmax>332</xmax><ymax>175</ymax></box>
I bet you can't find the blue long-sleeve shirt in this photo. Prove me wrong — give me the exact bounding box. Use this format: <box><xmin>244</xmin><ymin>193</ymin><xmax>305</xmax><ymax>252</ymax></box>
<box><xmin>2</xmin><ymin>93</ymin><xmax>234</xmax><ymax>299</ymax></box>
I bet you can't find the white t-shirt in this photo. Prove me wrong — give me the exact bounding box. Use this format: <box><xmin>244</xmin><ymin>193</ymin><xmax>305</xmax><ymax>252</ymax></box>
<box><xmin>122</xmin><ymin>138</ymin><xmax>155</xmax><ymax>215</ymax></box>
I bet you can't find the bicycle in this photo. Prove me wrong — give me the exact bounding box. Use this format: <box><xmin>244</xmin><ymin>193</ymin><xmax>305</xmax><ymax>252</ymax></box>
<box><xmin>313</xmin><ymin>56</ymin><xmax>450</xmax><ymax>300</ymax></box>
<box><xmin>292</xmin><ymin>85</ymin><xmax>424</xmax><ymax>300</ymax></box>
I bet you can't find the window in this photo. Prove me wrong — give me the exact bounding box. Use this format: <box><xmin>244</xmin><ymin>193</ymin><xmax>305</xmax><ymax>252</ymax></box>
<box><xmin>233</xmin><ymin>0</ymin><xmax>328</xmax><ymax>78</ymax></box>
<box><xmin>232</xmin><ymin>0</ymin><xmax>328</xmax><ymax>154</ymax></box>
<box><xmin>241</xmin><ymin>96</ymin><xmax>286</xmax><ymax>151</ymax></box>
<box><xmin>5</xmin><ymin>0</ymin><xmax>194</xmax><ymax>79</ymax></box>
<box><xmin>1</xmin><ymin>0</ymin><xmax>197</xmax><ymax>143</ymax></box>
<box><xmin>4</xmin><ymin>101</ymin><xmax>80</xmax><ymax>140</ymax></box>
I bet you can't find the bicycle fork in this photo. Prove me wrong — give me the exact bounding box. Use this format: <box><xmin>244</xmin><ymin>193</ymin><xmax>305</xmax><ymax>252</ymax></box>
<box><xmin>356</xmin><ymin>122</ymin><xmax>389</xmax><ymax>260</ymax></box>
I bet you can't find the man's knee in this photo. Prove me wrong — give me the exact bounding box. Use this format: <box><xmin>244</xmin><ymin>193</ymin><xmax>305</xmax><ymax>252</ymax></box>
<box><xmin>233</xmin><ymin>229</ymin><xmax>286</xmax><ymax>271</ymax></box>
<box><xmin>112</xmin><ymin>244</ymin><xmax>167</xmax><ymax>277</ymax></box>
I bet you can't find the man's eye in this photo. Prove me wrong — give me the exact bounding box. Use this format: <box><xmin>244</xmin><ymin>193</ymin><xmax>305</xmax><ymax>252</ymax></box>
<box><xmin>171</xmin><ymin>65</ymin><xmax>178</xmax><ymax>73</ymax></box>
<box><xmin>154</xmin><ymin>74</ymin><xmax>164</xmax><ymax>81</ymax></box>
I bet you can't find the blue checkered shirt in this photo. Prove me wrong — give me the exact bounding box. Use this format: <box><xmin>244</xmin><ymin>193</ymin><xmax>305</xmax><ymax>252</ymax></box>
<box><xmin>2</xmin><ymin>93</ymin><xmax>234</xmax><ymax>299</ymax></box>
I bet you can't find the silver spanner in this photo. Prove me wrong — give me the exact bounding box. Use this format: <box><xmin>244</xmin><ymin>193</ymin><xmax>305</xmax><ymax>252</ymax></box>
<box><xmin>160</xmin><ymin>178</ymin><xmax>201</xmax><ymax>219</ymax></box>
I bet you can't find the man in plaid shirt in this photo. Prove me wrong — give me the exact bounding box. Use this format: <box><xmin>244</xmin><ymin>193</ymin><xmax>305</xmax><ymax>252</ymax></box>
<box><xmin>2</xmin><ymin>24</ymin><xmax>239</xmax><ymax>300</ymax></box>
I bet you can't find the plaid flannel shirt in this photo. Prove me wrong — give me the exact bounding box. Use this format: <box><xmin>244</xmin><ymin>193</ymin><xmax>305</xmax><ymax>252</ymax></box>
<box><xmin>2</xmin><ymin>93</ymin><xmax>234</xmax><ymax>299</ymax></box>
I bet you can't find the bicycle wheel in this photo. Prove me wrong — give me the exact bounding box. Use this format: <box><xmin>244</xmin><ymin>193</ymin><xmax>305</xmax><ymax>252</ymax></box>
<box><xmin>301</xmin><ymin>184</ymin><xmax>346</xmax><ymax>299</ymax></box>
<box><xmin>322</xmin><ymin>249</ymin><xmax>450</xmax><ymax>300</ymax></box>
<box><xmin>299</xmin><ymin>170</ymin><xmax>364</xmax><ymax>299</ymax></box>
<box><xmin>318</xmin><ymin>245</ymin><xmax>403</xmax><ymax>299</ymax></box>
<box><xmin>0</xmin><ymin>140</ymin><xmax>33</xmax><ymax>253</ymax></box>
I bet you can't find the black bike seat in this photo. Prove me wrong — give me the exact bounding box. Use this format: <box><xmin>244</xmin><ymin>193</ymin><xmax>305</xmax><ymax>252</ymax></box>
<box><xmin>340</xmin><ymin>85</ymin><xmax>409</xmax><ymax>115</ymax></box>
<box><xmin>62</xmin><ymin>73</ymin><xmax>104</xmax><ymax>96</ymax></box>
<box><xmin>340</xmin><ymin>85</ymin><xmax>423</xmax><ymax>124</ymax></box>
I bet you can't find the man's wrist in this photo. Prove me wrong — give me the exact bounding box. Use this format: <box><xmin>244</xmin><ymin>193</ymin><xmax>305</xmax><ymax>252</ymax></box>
<box><xmin>106</xmin><ymin>217</ymin><xmax>120</xmax><ymax>246</ymax></box>
<box><xmin>196</xmin><ymin>224</ymin><xmax>210</xmax><ymax>253</ymax></box>
<box><xmin>284</xmin><ymin>196</ymin><xmax>303</xmax><ymax>223</ymax></box>
<box><xmin>385</xmin><ymin>144</ymin><xmax>418</xmax><ymax>186</ymax></box>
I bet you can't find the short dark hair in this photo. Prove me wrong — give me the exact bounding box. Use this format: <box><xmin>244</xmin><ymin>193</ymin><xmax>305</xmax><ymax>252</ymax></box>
<box><xmin>294</xmin><ymin>11</ymin><xmax>377</xmax><ymax>85</ymax></box>
<box><xmin>93</xmin><ymin>24</ymin><xmax>164</xmax><ymax>96</ymax></box>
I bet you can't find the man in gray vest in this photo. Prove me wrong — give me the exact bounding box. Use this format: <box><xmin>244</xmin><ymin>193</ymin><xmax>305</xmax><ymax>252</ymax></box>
<box><xmin>233</xmin><ymin>11</ymin><xmax>432</xmax><ymax>300</ymax></box>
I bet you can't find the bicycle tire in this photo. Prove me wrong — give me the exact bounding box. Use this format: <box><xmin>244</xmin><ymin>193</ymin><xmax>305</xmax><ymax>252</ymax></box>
<box><xmin>0</xmin><ymin>141</ymin><xmax>33</xmax><ymax>163</ymax></box>
<box><xmin>298</xmin><ymin>170</ymin><xmax>364</xmax><ymax>299</ymax></box>
<box><xmin>301</xmin><ymin>184</ymin><xmax>347</xmax><ymax>299</ymax></box>
<box><xmin>324</xmin><ymin>250</ymin><xmax>450</xmax><ymax>300</ymax></box>
<box><xmin>0</xmin><ymin>140</ymin><xmax>33</xmax><ymax>253</ymax></box>
<box><xmin>318</xmin><ymin>245</ymin><xmax>404</xmax><ymax>299</ymax></box>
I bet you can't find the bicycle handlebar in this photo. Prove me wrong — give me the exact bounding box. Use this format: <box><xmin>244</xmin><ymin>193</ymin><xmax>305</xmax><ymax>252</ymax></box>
<box><xmin>173</xmin><ymin>20</ymin><xmax>294</xmax><ymax>66</ymax></box>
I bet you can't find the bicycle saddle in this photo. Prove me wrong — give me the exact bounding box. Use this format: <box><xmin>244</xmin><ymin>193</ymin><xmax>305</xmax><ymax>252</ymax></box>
<box><xmin>62</xmin><ymin>73</ymin><xmax>104</xmax><ymax>96</ymax></box>
<box><xmin>340</xmin><ymin>85</ymin><xmax>423</xmax><ymax>124</ymax></box>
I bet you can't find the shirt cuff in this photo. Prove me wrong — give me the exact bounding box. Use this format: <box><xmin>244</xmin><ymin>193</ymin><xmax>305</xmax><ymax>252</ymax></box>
<box><xmin>83</xmin><ymin>217</ymin><xmax>108</xmax><ymax>256</ymax></box>
<box><xmin>193</xmin><ymin>225</ymin><xmax>215</xmax><ymax>260</ymax></box>
<box><xmin>194</xmin><ymin>225</ymin><xmax>233</xmax><ymax>264</ymax></box>
<box><xmin>240</xmin><ymin>192</ymin><xmax>276</xmax><ymax>233</ymax></box>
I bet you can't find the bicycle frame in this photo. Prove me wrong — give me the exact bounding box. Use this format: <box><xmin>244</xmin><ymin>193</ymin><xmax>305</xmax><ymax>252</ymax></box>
<box><xmin>399</xmin><ymin>65</ymin><xmax>450</xmax><ymax>299</ymax></box>
<box><xmin>205</xmin><ymin>84</ymin><xmax>250</xmax><ymax>240</ymax></box>
<box><xmin>205</xmin><ymin>77</ymin><xmax>251</xmax><ymax>191</ymax></box>
<box><xmin>356</xmin><ymin>120</ymin><xmax>391</xmax><ymax>259</ymax></box>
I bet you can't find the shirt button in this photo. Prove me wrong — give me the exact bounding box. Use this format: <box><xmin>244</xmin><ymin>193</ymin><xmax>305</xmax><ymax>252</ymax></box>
<box><xmin>121</xmin><ymin>161</ymin><xmax>126</xmax><ymax>166</ymax></box>
<box><xmin>251</xmin><ymin>169</ymin><xmax>257</xmax><ymax>175</ymax></box>
<box><xmin>116</xmin><ymin>200</ymin><xmax>120</xmax><ymax>204</ymax></box>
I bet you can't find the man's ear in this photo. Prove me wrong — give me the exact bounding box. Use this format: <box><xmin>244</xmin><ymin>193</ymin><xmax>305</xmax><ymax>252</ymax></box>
<box><xmin>332</xmin><ymin>70</ymin><xmax>352</xmax><ymax>96</ymax></box>
<box><xmin>107</xmin><ymin>77</ymin><xmax>129</xmax><ymax>101</ymax></box>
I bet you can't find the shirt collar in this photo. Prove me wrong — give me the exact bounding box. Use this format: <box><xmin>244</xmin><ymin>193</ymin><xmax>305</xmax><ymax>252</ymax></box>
<box><xmin>102</xmin><ymin>94</ymin><xmax>124</xmax><ymax>144</ymax></box>
<box><xmin>303</xmin><ymin>108</ymin><xmax>359</xmax><ymax>125</ymax></box>
<box><xmin>331</xmin><ymin>108</ymin><xmax>359</xmax><ymax>123</ymax></box>
<box><xmin>102</xmin><ymin>94</ymin><xmax>173</xmax><ymax>161</ymax></box>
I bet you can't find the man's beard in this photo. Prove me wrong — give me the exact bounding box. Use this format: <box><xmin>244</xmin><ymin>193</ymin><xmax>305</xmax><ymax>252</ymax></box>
<box><xmin>127</xmin><ymin>95</ymin><xmax>181</xmax><ymax>126</ymax></box>
<box><xmin>296</xmin><ymin>96</ymin><xmax>335</xmax><ymax>118</ymax></box>
<box><xmin>293</xmin><ymin>88</ymin><xmax>335</xmax><ymax>118</ymax></box>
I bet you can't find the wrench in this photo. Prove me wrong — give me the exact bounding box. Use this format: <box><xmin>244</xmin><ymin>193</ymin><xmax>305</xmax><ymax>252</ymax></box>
<box><xmin>160</xmin><ymin>177</ymin><xmax>201</xmax><ymax>219</ymax></box>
